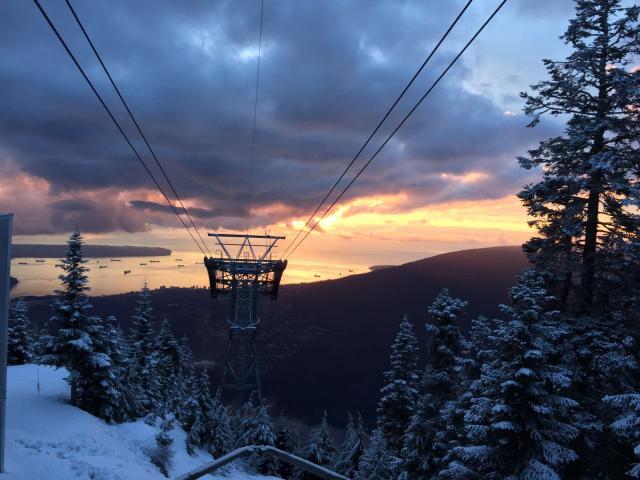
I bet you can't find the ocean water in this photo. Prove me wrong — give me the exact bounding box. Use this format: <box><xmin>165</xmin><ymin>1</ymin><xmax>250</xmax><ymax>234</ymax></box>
<box><xmin>10</xmin><ymin>251</ymin><xmax>367</xmax><ymax>297</ymax></box>
<box><xmin>10</xmin><ymin>251</ymin><xmax>208</xmax><ymax>297</ymax></box>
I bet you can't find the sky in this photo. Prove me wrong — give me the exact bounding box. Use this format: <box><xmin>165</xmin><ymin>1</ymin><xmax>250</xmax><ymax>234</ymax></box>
<box><xmin>0</xmin><ymin>0</ymin><xmax>578</xmax><ymax>281</ymax></box>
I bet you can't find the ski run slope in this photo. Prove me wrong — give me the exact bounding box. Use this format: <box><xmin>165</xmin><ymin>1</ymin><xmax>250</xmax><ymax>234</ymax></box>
<box><xmin>4</xmin><ymin>364</ymin><xmax>275</xmax><ymax>479</ymax></box>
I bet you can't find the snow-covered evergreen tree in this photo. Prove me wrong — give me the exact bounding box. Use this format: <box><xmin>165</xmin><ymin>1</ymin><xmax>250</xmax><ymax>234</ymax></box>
<box><xmin>175</xmin><ymin>336</ymin><xmax>195</xmax><ymax>409</ymax></box>
<box><xmin>401</xmin><ymin>289</ymin><xmax>467</xmax><ymax>479</ymax></box>
<box><xmin>333</xmin><ymin>412</ymin><xmax>366</xmax><ymax>478</ymax></box>
<box><xmin>184</xmin><ymin>368</ymin><xmax>215</xmax><ymax>455</ymax></box>
<box><xmin>275</xmin><ymin>413</ymin><xmax>300</xmax><ymax>478</ymax></box>
<box><xmin>238</xmin><ymin>403</ymin><xmax>278</xmax><ymax>475</ymax></box>
<box><xmin>234</xmin><ymin>395</ymin><xmax>258</xmax><ymax>448</ymax></box>
<box><xmin>8</xmin><ymin>297</ymin><xmax>32</xmax><ymax>365</ymax></box>
<box><xmin>443</xmin><ymin>273</ymin><xmax>579</xmax><ymax>479</ymax></box>
<box><xmin>560</xmin><ymin>313</ymin><xmax>637</xmax><ymax>478</ymax></box>
<box><xmin>150</xmin><ymin>416</ymin><xmax>174</xmax><ymax>477</ymax></box>
<box><xmin>518</xmin><ymin>0</ymin><xmax>640</xmax><ymax>310</ymax></box>
<box><xmin>604</xmin><ymin>393</ymin><xmax>640</xmax><ymax>478</ymax></box>
<box><xmin>357</xmin><ymin>428</ymin><xmax>399</xmax><ymax>480</ymax></box>
<box><xmin>178</xmin><ymin>367</ymin><xmax>233</xmax><ymax>458</ymax></box>
<box><xmin>154</xmin><ymin>319</ymin><xmax>181</xmax><ymax>412</ymax></box>
<box><xmin>177</xmin><ymin>370</ymin><xmax>200</xmax><ymax>454</ymax></box>
<box><xmin>40</xmin><ymin>231</ymin><xmax>103</xmax><ymax>406</ymax></box>
<box><xmin>129</xmin><ymin>282</ymin><xmax>159</xmax><ymax>416</ymax></box>
<box><xmin>298</xmin><ymin>411</ymin><xmax>336</xmax><ymax>480</ymax></box>
<box><xmin>237</xmin><ymin>402</ymin><xmax>276</xmax><ymax>447</ymax></box>
<box><xmin>206</xmin><ymin>393</ymin><xmax>233</xmax><ymax>459</ymax></box>
<box><xmin>376</xmin><ymin>315</ymin><xmax>419</xmax><ymax>456</ymax></box>
<box><xmin>33</xmin><ymin>327</ymin><xmax>54</xmax><ymax>362</ymax></box>
<box><xmin>80</xmin><ymin>315</ymin><xmax>130</xmax><ymax>423</ymax></box>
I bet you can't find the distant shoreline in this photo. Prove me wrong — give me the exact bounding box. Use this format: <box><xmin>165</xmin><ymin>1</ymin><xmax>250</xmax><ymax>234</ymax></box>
<box><xmin>11</xmin><ymin>244</ymin><xmax>172</xmax><ymax>259</ymax></box>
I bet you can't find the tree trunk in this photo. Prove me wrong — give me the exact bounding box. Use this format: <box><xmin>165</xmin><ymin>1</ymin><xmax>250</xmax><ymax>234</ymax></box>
<box><xmin>581</xmin><ymin>178</ymin><xmax>601</xmax><ymax>308</ymax></box>
<box><xmin>581</xmin><ymin>8</ymin><xmax>610</xmax><ymax>310</ymax></box>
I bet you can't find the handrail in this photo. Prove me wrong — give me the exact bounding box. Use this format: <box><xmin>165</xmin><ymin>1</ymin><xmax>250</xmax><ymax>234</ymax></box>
<box><xmin>174</xmin><ymin>445</ymin><xmax>349</xmax><ymax>480</ymax></box>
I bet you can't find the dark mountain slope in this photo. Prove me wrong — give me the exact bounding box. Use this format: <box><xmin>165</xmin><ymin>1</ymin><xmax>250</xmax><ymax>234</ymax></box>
<box><xmin>268</xmin><ymin>245</ymin><xmax>528</xmax><ymax>422</ymax></box>
<box><xmin>22</xmin><ymin>246</ymin><xmax>528</xmax><ymax>424</ymax></box>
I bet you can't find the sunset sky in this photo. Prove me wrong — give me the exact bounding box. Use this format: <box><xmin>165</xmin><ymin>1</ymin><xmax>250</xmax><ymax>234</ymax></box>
<box><xmin>1</xmin><ymin>0</ymin><xmax>578</xmax><ymax>281</ymax></box>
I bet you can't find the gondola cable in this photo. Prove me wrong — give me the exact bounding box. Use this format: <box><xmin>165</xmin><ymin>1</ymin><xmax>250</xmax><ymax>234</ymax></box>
<box><xmin>248</xmin><ymin>0</ymin><xmax>265</xmax><ymax>222</ymax></box>
<box><xmin>279</xmin><ymin>0</ymin><xmax>475</xmax><ymax>258</ymax></box>
<box><xmin>64</xmin><ymin>0</ymin><xmax>212</xmax><ymax>256</ymax></box>
<box><xmin>32</xmin><ymin>0</ymin><xmax>208</xmax><ymax>256</ymax></box>
<box><xmin>285</xmin><ymin>0</ymin><xmax>509</xmax><ymax>259</ymax></box>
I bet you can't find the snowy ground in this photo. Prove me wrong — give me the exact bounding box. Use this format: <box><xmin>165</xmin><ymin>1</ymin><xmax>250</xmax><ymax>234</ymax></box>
<box><xmin>4</xmin><ymin>365</ymin><xmax>275</xmax><ymax>479</ymax></box>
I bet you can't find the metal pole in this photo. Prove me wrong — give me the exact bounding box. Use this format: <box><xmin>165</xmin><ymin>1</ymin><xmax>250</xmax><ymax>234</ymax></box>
<box><xmin>175</xmin><ymin>445</ymin><xmax>350</xmax><ymax>480</ymax></box>
<box><xmin>0</xmin><ymin>213</ymin><xmax>13</xmax><ymax>473</ymax></box>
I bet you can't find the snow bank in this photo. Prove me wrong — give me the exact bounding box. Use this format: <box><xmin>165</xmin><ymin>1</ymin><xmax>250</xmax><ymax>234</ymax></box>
<box><xmin>4</xmin><ymin>365</ymin><xmax>274</xmax><ymax>479</ymax></box>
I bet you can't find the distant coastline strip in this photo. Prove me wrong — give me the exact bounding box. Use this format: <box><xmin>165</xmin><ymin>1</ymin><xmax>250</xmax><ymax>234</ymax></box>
<box><xmin>11</xmin><ymin>244</ymin><xmax>171</xmax><ymax>259</ymax></box>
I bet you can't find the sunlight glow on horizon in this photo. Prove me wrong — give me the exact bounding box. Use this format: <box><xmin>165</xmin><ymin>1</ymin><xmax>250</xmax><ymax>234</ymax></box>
<box><xmin>12</xmin><ymin>191</ymin><xmax>534</xmax><ymax>295</ymax></box>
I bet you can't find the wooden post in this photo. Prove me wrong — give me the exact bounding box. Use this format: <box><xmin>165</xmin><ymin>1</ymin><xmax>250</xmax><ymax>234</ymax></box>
<box><xmin>0</xmin><ymin>213</ymin><xmax>13</xmax><ymax>473</ymax></box>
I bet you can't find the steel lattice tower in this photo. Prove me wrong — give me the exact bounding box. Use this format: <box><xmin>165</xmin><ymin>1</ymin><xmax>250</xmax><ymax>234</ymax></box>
<box><xmin>204</xmin><ymin>233</ymin><xmax>287</xmax><ymax>404</ymax></box>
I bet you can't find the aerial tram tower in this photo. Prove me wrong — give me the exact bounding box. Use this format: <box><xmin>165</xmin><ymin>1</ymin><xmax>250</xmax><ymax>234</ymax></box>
<box><xmin>204</xmin><ymin>233</ymin><xmax>287</xmax><ymax>404</ymax></box>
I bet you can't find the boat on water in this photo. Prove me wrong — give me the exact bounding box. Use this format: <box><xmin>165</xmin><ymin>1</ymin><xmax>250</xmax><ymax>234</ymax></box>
<box><xmin>123</xmin><ymin>270</ymin><xmax>131</xmax><ymax>275</ymax></box>
<box><xmin>110</xmin><ymin>259</ymin><xmax>121</xmax><ymax>262</ymax></box>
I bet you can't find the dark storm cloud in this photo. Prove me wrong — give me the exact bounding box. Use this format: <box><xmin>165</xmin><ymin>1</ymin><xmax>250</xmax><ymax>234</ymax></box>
<box><xmin>128</xmin><ymin>200</ymin><xmax>241</xmax><ymax>219</ymax></box>
<box><xmin>0</xmin><ymin>0</ymin><xmax>569</xmax><ymax>234</ymax></box>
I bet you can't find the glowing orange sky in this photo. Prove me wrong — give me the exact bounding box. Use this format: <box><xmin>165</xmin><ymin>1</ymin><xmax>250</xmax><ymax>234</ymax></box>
<box><xmin>13</xmin><ymin>190</ymin><xmax>533</xmax><ymax>287</ymax></box>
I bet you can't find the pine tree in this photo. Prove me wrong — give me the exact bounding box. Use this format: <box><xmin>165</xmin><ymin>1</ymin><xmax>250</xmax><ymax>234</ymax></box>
<box><xmin>275</xmin><ymin>413</ymin><xmax>299</xmax><ymax>478</ymax></box>
<box><xmin>33</xmin><ymin>327</ymin><xmax>54</xmax><ymax>362</ymax></box>
<box><xmin>150</xmin><ymin>416</ymin><xmax>174</xmax><ymax>477</ymax></box>
<box><xmin>175</xmin><ymin>336</ymin><xmax>195</xmax><ymax>411</ymax></box>
<box><xmin>8</xmin><ymin>297</ymin><xmax>32</xmax><ymax>365</ymax></box>
<box><xmin>560</xmin><ymin>313</ymin><xmax>637</xmax><ymax>478</ymax></box>
<box><xmin>444</xmin><ymin>273</ymin><xmax>580</xmax><ymax>479</ymax></box>
<box><xmin>177</xmin><ymin>371</ymin><xmax>200</xmax><ymax>454</ymax></box>
<box><xmin>207</xmin><ymin>394</ymin><xmax>233</xmax><ymax>459</ymax></box>
<box><xmin>129</xmin><ymin>282</ymin><xmax>158</xmax><ymax>416</ymax></box>
<box><xmin>603</xmin><ymin>393</ymin><xmax>640</xmax><ymax>478</ymax></box>
<box><xmin>179</xmin><ymin>367</ymin><xmax>233</xmax><ymax>458</ymax></box>
<box><xmin>298</xmin><ymin>411</ymin><xmax>336</xmax><ymax>480</ymax></box>
<box><xmin>238</xmin><ymin>403</ymin><xmax>278</xmax><ymax>475</ymax></box>
<box><xmin>518</xmin><ymin>0</ymin><xmax>640</xmax><ymax>310</ymax></box>
<box><xmin>40</xmin><ymin>231</ymin><xmax>102</xmax><ymax>406</ymax></box>
<box><xmin>357</xmin><ymin>428</ymin><xmax>399</xmax><ymax>480</ymax></box>
<box><xmin>333</xmin><ymin>412</ymin><xmax>366</xmax><ymax>478</ymax></box>
<box><xmin>184</xmin><ymin>368</ymin><xmax>215</xmax><ymax>455</ymax></box>
<box><xmin>80</xmin><ymin>315</ymin><xmax>130</xmax><ymax>423</ymax></box>
<box><xmin>235</xmin><ymin>395</ymin><xmax>258</xmax><ymax>448</ymax></box>
<box><xmin>376</xmin><ymin>315</ymin><xmax>419</xmax><ymax>456</ymax></box>
<box><xmin>401</xmin><ymin>289</ymin><xmax>467</xmax><ymax>479</ymax></box>
<box><xmin>120</xmin><ymin>334</ymin><xmax>145</xmax><ymax>420</ymax></box>
<box><xmin>154</xmin><ymin>319</ymin><xmax>181</xmax><ymax>412</ymax></box>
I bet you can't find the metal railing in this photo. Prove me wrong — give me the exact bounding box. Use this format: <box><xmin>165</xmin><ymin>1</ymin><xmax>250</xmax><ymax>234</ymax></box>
<box><xmin>175</xmin><ymin>445</ymin><xmax>349</xmax><ymax>480</ymax></box>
